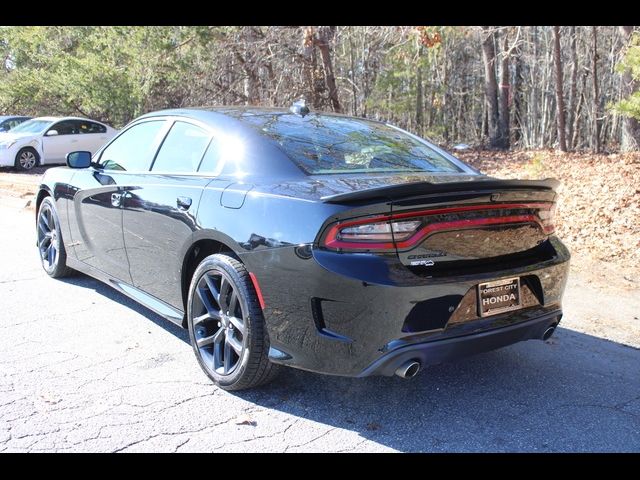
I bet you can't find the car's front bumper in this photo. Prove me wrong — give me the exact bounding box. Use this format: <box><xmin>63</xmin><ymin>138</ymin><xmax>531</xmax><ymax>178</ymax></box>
<box><xmin>0</xmin><ymin>149</ymin><xmax>14</xmax><ymax>167</ymax></box>
<box><xmin>241</xmin><ymin>236</ymin><xmax>570</xmax><ymax>377</ymax></box>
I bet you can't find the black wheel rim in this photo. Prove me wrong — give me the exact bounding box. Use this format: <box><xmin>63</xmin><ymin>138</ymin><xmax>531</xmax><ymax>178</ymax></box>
<box><xmin>191</xmin><ymin>270</ymin><xmax>246</xmax><ymax>376</ymax></box>
<box><xmin>19</xmin><ymin>151</ymin><xmax>37</xmax><ymax>169</ymax></box>
<box><xmin>37</xmin><ymin>204</ymin><xmax>58</xmax><ymax>271</ymax></box>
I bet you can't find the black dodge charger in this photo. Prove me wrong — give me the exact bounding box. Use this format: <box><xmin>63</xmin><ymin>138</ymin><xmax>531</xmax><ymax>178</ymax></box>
<box><xmin>36</xmin><ymin>105</ymin><xmax>570</xmax><ymax>390</ymax></box>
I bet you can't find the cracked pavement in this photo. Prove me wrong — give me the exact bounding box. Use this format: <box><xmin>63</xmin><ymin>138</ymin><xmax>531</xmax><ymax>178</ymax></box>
<box><xmin>1</xmin><ymin>194</ymin><xmax>639</xmax><ymax>452</ymax></box>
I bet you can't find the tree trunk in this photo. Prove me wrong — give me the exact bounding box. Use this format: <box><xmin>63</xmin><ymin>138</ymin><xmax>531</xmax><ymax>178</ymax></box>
<box><xmin>592</xmin><ymin>26</ymin><xmax>602</xmax><ymax>153</ymax></box>
<box><xmin>302</xmin><ymin>27</ymin><xmax>319</xmax><ymax>108</ymax></box>
<box><xmin>481</xmin><ymin>27</ymin><xmax>503</xmax><ymax>148</ymax></box>
<box><xmin>553</xmin><ymin>26</ymin><xmax>568</xmax><ymax>151</ymax></box>
<box><xmin>567</xmin><ymin>26</ymin><xmax>578</xmax><ymax>149</ymax></box>
<box><xmin>572</xmin><ymin>71</ymin><xmax>587</xmax><ymax>150</ymax></box>
<box><xmin>513</xmin><ymin>50</ymin><xmax>523</xmax><ymax>146</ymax></box>
<box><xmin>416</xmin><ymin>63</ymin><xmax>424</xmax><ymax>135</ymax></box>
<box><xmin>316</xmin><ymin>26</ymin><xmax>342</xmax><ymax>113</ymax></box>
<box><xmin>498</xmin><ymin>30</ymin><xmax>511</xmax><ymax>149</ymax></box>
<box><xmin>619</xmin><ymin>26</ymin><xmax>640</xmax><ymax>151</ymax></box>
<box><xmin>349</xmin><ymin>29</ymin><xmax>358</xmax><ymax>116</ymax></box>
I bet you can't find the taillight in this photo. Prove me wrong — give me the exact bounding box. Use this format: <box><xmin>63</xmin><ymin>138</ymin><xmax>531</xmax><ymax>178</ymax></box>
<box><xmin>321</xmin><ymin>202</ymin><xmax>555</xmax><ymax>252</ymax></box>
<box><xmin>338</xmin><ymin>220</ymin><xmax>421</xmax><ymax>242</ymax></box>
<box><xmin>322</xmin><ymin>217</ymin><xmax>421</xmax><ymax>250</ymax></box>
<box><xmin>538</xmin><ymin>203</ymin><xmax>556</xmax><ymax>234</ymax></box>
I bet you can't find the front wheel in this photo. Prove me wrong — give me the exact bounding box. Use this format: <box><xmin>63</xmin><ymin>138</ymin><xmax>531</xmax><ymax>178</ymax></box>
<box><xmin>37</xmin><ymin>196</ymin><xmax>73</xmax><ymax>278</ymax></box>
<box><xmin>187</xmin><ymin>254</ymin><xmax>279</xmax><ymax>391</ymax></box>
<box><xmin>15</xmin><ymin>148</ymin><xmax>39</xmax><ymax>171</ymax></box>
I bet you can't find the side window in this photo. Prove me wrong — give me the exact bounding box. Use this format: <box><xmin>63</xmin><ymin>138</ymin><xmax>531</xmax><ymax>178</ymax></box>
<box><xmin>48</xmin><ymin>120</ymin><xmax>80</xmax><ymax>136</ymax></box>
<box><xmin>79</xmin><ymin>121</ymin><xmax>107</xmax><ymax>134</ymax></box>
<box><xmin>151</xmin><ymin>121</ymin><xmax>211</xmax><ymax>173</ymax></box>
<box><xmin>198</xmin><ymin>139</ymin><xmax>223</xmax><ymax>174</ymax></box>
<box><xmin>99</xmin><ymin>121</ymin><xmax>167</xmax><ymax>172</ymax></box>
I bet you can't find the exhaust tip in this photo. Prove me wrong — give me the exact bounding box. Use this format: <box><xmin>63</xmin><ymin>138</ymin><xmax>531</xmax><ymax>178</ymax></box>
<box><xmin>395</xmin><ymin>360</ymin><xmax>421</xmax><ymax>379</ymax></box>
<box><xmin>543</xmin><ymin>325</ymin><xmax>557</xmax><ymax>341</ymax></box>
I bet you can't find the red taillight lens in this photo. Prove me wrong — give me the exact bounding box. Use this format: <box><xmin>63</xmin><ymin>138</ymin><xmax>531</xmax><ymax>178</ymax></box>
<box><xmin>321</xmin><ymin>202</ymin><xmax>555</xmax><ymax>252</ymax></box>
<box><xmin>323</xmin><ymin>218</ymin><xmax>422</xmax><ymax>250</ymax></box>
<box><xmin>538</xmin><ymin>203</ymin><xmax>556</xmax><ymax>234</ymax></box>
<box><xmin>338</xmin><ymin>220</ymin><xmax>422</xmax><ymax>242</ymax></box>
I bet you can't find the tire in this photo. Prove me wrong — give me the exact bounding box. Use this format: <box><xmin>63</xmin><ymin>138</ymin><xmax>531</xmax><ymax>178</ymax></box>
<box><xmin>15</xmin><ymin>147</ymin><xmax>40</xmax><ymax>171</ymax></box>
<box><xmin>187</xmin><ymin>254</ymin><xmax>279</xmax><ymax>391</ymax></box>
<box><xmin>37</xmin><ymin>196</ymin><xmax>73</xmax><ymax>278</ymax></box>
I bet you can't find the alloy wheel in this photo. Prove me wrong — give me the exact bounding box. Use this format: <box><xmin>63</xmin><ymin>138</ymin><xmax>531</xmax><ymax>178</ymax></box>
<box><xmin>37</xmin><ymin>204</ymin><xmax>59</xmax><ymax>271</ymax></box>
<box><xmin>19</xmin><ymin>150</ymin><xmax>37</xmax><ymax>170</ymax></box>
<box><xmin>191</xmin><ymin>270</ymin><xmax>247</xmax><ymax>376</ymax></box>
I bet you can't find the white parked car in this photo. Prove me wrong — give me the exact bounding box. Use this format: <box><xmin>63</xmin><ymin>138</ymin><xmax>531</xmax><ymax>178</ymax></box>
<box><xmin>0</xmin><ymin>116</ymin><xmax>117</xmax><ymax>171</ymax></box>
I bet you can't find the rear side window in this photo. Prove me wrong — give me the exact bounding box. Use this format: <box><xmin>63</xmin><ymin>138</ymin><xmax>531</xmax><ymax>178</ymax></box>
<box><xmin>151</xmin><ymin>121</ymin><xmax>211</xmax><ymax>173</ymax></box>
<box><xmin>198</xmin><ymin>139</ymin><xmax>222</xmax><ymax>173</ymax></box>
<box><xmin>237</xmin><ymin>113</ymin><xmax>463</xmax><ymax>175</ymax></box>
<box><xmin>99</xmin><ymin>120</ymin><xmax>167</xmax><ymax>171</ymax></box>
<box><xmin>79</xmin><ymin>121</ymin><xmax>107</xmax><ymax>134</ymax></box>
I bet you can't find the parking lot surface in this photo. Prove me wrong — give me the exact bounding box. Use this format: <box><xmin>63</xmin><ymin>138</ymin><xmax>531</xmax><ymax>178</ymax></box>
<box><xmin>1</xmin><ymin>196</ymin><xmax>639</xmax><ymax>452</ymax></box>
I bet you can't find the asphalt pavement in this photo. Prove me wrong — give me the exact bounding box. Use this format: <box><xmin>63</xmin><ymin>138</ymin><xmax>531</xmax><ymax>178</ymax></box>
<box><xmin>1</xmin><ymin>196</ymin><xmax>638</xmax><ymax>452</ymax></box>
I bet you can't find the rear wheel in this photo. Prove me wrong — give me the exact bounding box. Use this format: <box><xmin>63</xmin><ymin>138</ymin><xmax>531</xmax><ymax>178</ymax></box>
<box><xmin>15</xmin><ymin>148</ymin><xmax>39</xmax><ymax>171</ymax></box>
<box><xmin>37</xmin><ymin>196</ymin><xmax>72</xmax><ymax>278</ymax></box>
<box><xmin>187</xmin><ymin>254</ymin><xmax>279</xmax><ymax>391</ymax></box>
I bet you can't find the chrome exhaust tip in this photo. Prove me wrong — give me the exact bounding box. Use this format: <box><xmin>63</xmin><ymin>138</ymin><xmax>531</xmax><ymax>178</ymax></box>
<box><xmin>395</xmin><ymin>360</ymin><xmax>421</xmax><ymax>379</ymax></box>
<box><xmin>543</xmin><ymin>325</ymin><xmax>557</xmax><ymax>341</ymax></box>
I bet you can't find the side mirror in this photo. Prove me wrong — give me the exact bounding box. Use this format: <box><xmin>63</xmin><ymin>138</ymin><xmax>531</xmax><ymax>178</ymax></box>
<box><xmin>66</xmin><ymin>151</ymin><xmax>92</xmax><ymax>169</ymax></box>
<box><xmin>45</xmin><ymin>129</ymin><xmax>59</xmax><ymax>136</ymax></box>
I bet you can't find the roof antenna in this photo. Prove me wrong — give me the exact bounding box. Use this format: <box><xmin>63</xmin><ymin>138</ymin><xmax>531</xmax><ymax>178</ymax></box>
<box><xmin>290</xmin><ymin>98</ymin><xmax>310</xmax><ymax>117</ymax></box>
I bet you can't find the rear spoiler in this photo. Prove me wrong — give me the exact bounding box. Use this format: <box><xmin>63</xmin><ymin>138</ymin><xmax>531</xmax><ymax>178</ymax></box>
<box><xmin>321</xmin><ymin>178</ymin><xmax>560</xmax><ymax>204</ymax></box>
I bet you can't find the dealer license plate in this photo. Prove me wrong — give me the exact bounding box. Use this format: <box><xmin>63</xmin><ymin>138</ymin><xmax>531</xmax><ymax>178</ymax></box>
<box><xmin>478</xmin><ymin>277</ymin><xmax>521</xmax><ymax>317</ymax></box>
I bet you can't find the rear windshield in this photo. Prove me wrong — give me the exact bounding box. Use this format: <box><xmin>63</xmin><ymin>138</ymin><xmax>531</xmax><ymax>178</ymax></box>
<box><xmin>235</xmin><ymin>112</ymin><xmax>463</xmax><ymax>175</ymax></box>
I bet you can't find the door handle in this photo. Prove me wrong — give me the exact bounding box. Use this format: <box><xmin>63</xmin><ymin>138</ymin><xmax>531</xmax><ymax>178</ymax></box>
<box><xmin>111</xmin><ymin>192</ymin><xmax>123</xmax><ymax>207</ymax></box>
<box><xmin>176</xmin><ymin>196</ymin><xmax>192</xmax><ymax>210</ymax></box>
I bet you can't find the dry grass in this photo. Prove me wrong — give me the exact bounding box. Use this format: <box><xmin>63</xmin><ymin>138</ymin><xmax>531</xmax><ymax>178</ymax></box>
<box><xmin>457</xmin><ymin>149</ymin><xmax>640</xmax><ymax>279</ymax></box>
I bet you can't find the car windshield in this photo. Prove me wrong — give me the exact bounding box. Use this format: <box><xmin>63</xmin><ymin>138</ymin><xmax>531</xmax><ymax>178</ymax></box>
<box><xmin>10</xmin><ymin>119</ymin><xmax>53</xmax><ymax>134</ymax></box>
<box><xmin>232</xmin><ymin>111</ymin><xmax>463</xmax><ymax>175</ymax></box>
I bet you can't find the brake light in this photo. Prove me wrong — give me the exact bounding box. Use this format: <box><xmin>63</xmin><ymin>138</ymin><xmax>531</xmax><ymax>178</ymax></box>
<box><xmin>338</xmin><ymin>220</ymin><xmax>422</xmax><ymax>242</ymax></box>
<box><xmin>321</xmin><ymin>203</ymin><xmax>555</xmax><ymax>252</ymax></box>
<box><xmin>538</xmin><ymin>203</ymin><xmax>556</xmax><ymax>234</ymax></box>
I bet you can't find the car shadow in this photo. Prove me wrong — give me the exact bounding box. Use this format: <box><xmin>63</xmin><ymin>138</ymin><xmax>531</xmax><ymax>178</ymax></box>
<box><xmin>0</xmin><ymin>166</ymin><xmax>58</xmax><ymax>175</ymax></box>
<box><xmin>59</xmin><ymin>273</ymin><xmax>189</xmax><ymax>343</ymax></box>
<box><xmin>60</xmin><ymin>272</ymin><xmax>640</xmax><ymax>452</ymax></box>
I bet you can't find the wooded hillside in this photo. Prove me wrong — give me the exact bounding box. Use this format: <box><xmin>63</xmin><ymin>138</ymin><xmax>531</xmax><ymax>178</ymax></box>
<box><xmin>1</xmin><ymin>26</ymin><xmax>639</xmax><ymax>151</ymax></box>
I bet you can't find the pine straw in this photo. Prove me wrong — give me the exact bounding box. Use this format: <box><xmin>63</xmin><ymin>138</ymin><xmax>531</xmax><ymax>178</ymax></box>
<box><xmin>457</xmin><ymin>149</ymin><xmax>640</xmax><ymax>277</ymax></box>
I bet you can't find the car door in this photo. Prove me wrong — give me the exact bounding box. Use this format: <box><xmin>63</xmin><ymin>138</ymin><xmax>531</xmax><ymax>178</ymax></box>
<box><xmin>42</xmin><ymin>120</ymin><xmax>83</xmax><ymax>164</ymax></box>
<box><xmin>66</xmin><ymin>119</ymin><xmax>170</xmax><ymax>283</ymax></box>
<box><xmin>77</xmin><ymin>120</ymin><xmax>112</xmax><ymax>153</ymax></box>
<box><xmin>121</xmin><ymin>119</ymin><xmax>214</xmax><ymax>310</ymax></box>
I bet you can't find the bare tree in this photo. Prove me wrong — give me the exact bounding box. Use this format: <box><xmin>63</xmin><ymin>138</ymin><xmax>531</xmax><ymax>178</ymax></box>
<box><xmin>567</xmin><ymin>26</ymin><xmax>579</xmax><ymax>150</ymax></box>
<box><xmin>498</xmin><ymin>28</ymin><xmax>511</xmax><ymax>149</ymax></box>
<box><xmin>619</xmin><ymin>26</ymin><xmax>640</xmax><ymax>151</ymax></box>
<box><xmin>481</xmin><ymin>27</ymin><xmax>503</xmax><ymax>148</ymax></box>
<box><xmin>553</xmin><ymin>26</ymin><xmax>568</xmax><ymax>151</ymax></box>
<box><xmin>592</xmin><ymin>26</ymin><xmax>602</xmax><ymax>153</ymax></box>
<box><xmin>316</xmin><ymin>26</ymin><xmax>342</xmax><ymax>113</ymax></box>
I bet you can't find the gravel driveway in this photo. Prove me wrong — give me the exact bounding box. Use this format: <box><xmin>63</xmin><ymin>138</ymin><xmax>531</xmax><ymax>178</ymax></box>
<box><xmin>1</xmin><ymin>194</ymin><xmax>639</xmax><ymax>452</ymax></box>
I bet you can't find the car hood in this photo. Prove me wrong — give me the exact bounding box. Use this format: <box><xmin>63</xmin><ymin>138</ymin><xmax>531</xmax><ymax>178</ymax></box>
<box><xmin>0</xmin><ymin>132</ymin><xmax>38</xmax><ymax>142</ymax></box>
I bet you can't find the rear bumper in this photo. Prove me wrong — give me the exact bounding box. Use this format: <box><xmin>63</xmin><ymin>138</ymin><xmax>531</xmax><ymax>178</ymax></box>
<box><xmin>358</xmin><ymin>310</ymin><xmax>562</xmax><ymax>377</ymax></box>
<box><xmin>241</xmin><ymin>236</ymin><xmax>570</xmax><ymax>377</ymax></box>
